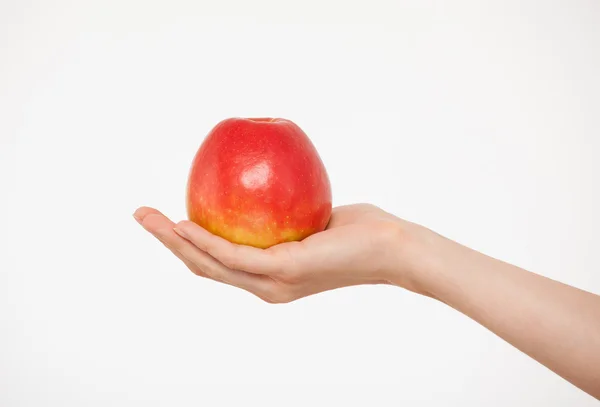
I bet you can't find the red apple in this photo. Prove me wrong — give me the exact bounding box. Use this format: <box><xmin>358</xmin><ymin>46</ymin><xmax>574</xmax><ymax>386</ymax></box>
<box><xmin>186</xmin><ymin>117</ymin><xmax>332</xmax><ymax>249</ymax></box>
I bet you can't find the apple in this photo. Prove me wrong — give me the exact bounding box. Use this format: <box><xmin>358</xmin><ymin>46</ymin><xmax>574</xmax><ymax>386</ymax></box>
<box><xmin>186</xmin><ymin>117</ymin><xmax>332</xmax><ymax>249</ymax></box>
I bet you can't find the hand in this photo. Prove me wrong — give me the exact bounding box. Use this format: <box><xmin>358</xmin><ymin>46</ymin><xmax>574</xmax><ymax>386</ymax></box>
<box><xmin>133</xmin><ymin>204</ymin><xmax>425</xmax><ymax>303</ymax></box>
<box><xmin>133</xmin><ymin>203</ymin><xmax>600</xmax><ymax>398</ymax></box>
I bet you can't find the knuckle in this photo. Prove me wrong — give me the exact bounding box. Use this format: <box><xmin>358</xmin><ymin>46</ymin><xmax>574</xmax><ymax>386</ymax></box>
<box><xmin>273</xmin><ymin>288</ymin><xmax>295</xmax><ymax>304</ymax></box>
<box><xmin>267</xmin><ymin>245</ymin><xmax>301</xmax><ymax>281</ymax></box>
<box><xmin>258</xmin><ymin>295</ymin><xmax>277</xmax><ymax>304</ymax></box>
<box><xmin>191</xmin><ymin>268</ymin><xmax>209</xmax><ymax>278</ymax></box>
<box><xmin>218</xmin><ymin>254</ymin><xmax>238</xmax><ymax>270</ymax></box>
<box><xmin>278</xmin><ymin>267</ymin><xmax>303</xmax><ymax>284</ymax></box>
<box><xmin>197</xmin><ymin>260</ymin><xmax>222</xmax><ymax>280</ymax></box>
<box><xmin>263</xmin><ymin>283</ymin><xmax>295</xmax><ymax>304</ymax></box>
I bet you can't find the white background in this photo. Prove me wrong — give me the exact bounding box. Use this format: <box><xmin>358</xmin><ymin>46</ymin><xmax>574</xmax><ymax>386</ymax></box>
<box><xmin>2</xmin><ymin>0</ymin><xmax>599</xmax><ymax>405</ymax></box>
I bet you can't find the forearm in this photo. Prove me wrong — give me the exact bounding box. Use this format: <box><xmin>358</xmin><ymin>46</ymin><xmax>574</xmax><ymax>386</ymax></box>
<box><xmin>405</xmin><ymin>231</ymin><xmax>600</xmax><ymax>399</ymax></box>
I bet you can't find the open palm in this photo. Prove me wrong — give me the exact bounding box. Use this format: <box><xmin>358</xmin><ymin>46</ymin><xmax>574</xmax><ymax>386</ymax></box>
<box><xmin>134</xmin><ymin>203</ymin><xmax>413</xmax><ymax>303</ymax></box>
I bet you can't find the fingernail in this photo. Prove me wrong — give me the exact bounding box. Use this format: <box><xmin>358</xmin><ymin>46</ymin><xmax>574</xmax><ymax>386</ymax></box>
<box><xmin>173</xmin><ymin>227</ymin><xmax>187</xmax><ymax>238</ymax></box>
<box><xmin>133</xmin><ymin>213</ymin><xmax>142</xmax><ymax>224</ymax></box>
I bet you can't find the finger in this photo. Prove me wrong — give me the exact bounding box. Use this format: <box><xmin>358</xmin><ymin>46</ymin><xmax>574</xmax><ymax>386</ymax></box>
<box><xmin>136</xmin><ymin>209</ymin><xmax>276</xmax><ymax>298</ymax></box>
<box><xmin>134</xmin><ymin>207</ymin><xmax>211</xmax><ymax>278</ymax></box>
<box><xmin>133</xmin><ymin>206</ymin><xmax>168</xmax><ymax>224</ymax></box>
<box><xmin>169</xmin><ymin>247</ymin><xmax>210</xmax><ymax>278</ymax></box>
<box><xmin>170</xmin><ymin>236</ymin><xmax>274</xmax><ymax>296</ymax></box>
<box><xmin>173</xmin><ymin>220</ymin><xmax>293</xmax><ymax>276</ymax></box>
<box><xmin>325</xmin><ymin>204</ymin><xmax>378</xmax><ymax>229</ymax></box>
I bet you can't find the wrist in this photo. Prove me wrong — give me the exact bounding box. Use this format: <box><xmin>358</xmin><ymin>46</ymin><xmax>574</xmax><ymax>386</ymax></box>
<box><xmin>383</xmin><ymin>220</ymin><xmax>456</xmax><ymax>298</ymax></box>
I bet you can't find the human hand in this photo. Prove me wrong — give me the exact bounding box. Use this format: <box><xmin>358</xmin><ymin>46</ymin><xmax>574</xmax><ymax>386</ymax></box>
<box><xmin>134</xmin><ymin>203</ymin><xmax>600</xmax><ymax>398</ymax></box>
<box><xmin>133</xmin><ymin>204</ymin><xmax>428</xmax><ymax>303</ymax></box>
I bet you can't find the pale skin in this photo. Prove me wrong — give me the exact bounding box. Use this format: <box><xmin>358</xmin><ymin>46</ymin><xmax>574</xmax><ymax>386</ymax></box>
<box><xmin>134</xmin><ymin>204</ymin><xmax>600</xmax><ymax>399</ymax></box>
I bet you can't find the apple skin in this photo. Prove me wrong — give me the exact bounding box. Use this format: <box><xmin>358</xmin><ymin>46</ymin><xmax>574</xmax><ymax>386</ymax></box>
<box><xmin>186</xmin><ymin>117</ymin><xmax>332</xmax><ymax>249</ymax></box>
